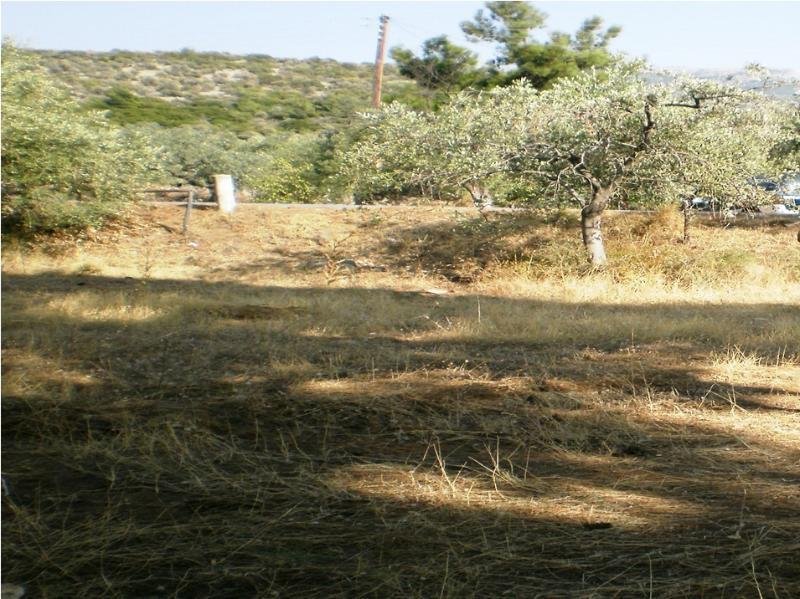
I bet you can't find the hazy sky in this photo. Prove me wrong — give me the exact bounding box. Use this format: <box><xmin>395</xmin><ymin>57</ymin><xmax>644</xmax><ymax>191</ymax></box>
<box><xmin>2</xmin><ymin>1</ymin><xmax>799</xmax><ymax>72</ymax></box>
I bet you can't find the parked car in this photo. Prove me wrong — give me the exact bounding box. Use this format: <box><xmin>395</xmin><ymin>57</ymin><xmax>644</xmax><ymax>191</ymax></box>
<box><xmin>758</xmin><ymin>204</ymin><xmax>796</xmax><ymax>215</ymax></box>
<box><xmin>753</xmin><ymin>178</ymin><xmax>779</xmax><ymax>192</ymax></box>
<box><xmin>691</xmin><ymin>197</ymin><xmax>713</xmax><ymax>210</ymax></box>
<box><xmin>759</xmin><ymin>173</ymin><xmax>800</xmax><ymax>207</ymax></box>
<box><xmin>781</xmin><ymin>194</ymin><xmax>800</xmax><ymax>208</ymax></box>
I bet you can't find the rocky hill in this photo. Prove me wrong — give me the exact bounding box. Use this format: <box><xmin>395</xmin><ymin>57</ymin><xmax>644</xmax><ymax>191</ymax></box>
<box><xmin>30</xmin><ymin>49</ymin><xmax>421</xmax><ymax>135</ymax></box>
<box><xmin>29</xmin><ymin>50</ymin><xmax>797</xmax><ymax>138</ymax></box>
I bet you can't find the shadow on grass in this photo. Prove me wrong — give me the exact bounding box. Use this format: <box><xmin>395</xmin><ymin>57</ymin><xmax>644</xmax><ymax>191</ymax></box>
<box><xmin>211</xmin><ymin>210</ymin><xmax>583</xmax><ymax>282</ymax></box>
<box><xmin>2</xmin><ymin>272</ymin><xmax>799</xmax><ymax>597</ymax></box>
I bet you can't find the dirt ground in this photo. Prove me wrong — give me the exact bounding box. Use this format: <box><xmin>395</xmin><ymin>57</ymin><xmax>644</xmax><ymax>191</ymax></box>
<box><xmin>2</xmin><ymin>204</ymin><xmax>799</xmax><ymax>597</ymax></box>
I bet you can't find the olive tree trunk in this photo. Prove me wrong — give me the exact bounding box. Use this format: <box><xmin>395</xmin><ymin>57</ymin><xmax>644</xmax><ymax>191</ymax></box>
<box><xmin>681</xmin><ymin>197</ymin><xmax>694</xmax><ymax>243</ymax></box>
<box><xmin>465</xmin><ymin>182</ymin><xmax>492</xmax><ymax>220</ymax></box>
<box><xmin>580</xmin><ymin>187</ymin><xmax>613</xmax><ymax>267</ymax></box>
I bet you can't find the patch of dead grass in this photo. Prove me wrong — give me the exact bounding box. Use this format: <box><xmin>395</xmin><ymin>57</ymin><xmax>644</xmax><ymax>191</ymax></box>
<box><xmin>2</xmin><ymin>204</ymin><xmax>799</xmax><ymax>597</ymax></box>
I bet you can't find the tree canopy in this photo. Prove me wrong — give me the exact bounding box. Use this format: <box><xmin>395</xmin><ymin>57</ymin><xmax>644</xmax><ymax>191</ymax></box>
<box><xmin>344</xmin><ymin>82</ymin><xmax>537</xmax><ymax>206</ymax></box>
<box><xmin>770</xmin><ymin>105</ymin><xmax>800</xmax><ymax>170</ymax></box>
<box><xmin>390</xmin><ymin>36</ymin><xmax>481</xmax><ymax>94</ymax></box>
<box><xmin>346</xmin><ymin>62</ymin><xmax>785</xmax><ymax>265</ymax></box>
<box><xmin>463</xmin><ymin>1</ymin><xmax>621</xmax><ymax>89</ymax></box>
<box><xmin>391</xmin><ymin>1</ymin><xmax>621</xmax><ymax>95</ymax></box>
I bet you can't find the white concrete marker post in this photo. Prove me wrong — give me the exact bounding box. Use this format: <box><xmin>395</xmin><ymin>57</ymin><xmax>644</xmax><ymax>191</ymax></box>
<box><xmin>214</xmin><ymin>174</ymin><xmax>236</xmax><ymax>214</ymax></box>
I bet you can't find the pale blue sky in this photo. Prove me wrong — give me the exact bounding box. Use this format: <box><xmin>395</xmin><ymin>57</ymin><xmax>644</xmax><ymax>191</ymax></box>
<box><xmin>2</xmin><ymin>1</ymin><xmax>799</xmax><ymax>72</ymax></box>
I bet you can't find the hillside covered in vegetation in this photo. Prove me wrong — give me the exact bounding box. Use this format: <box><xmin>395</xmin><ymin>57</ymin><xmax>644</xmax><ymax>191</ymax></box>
<box><xmin>33</xmin><ymin>48</ymin><xmax>420</xmax><ymax>134</ymax></box>
<box><xmin>2</xmin><ymin>44</ymin><xmax>428</xmax><ymax>232</ymax></box>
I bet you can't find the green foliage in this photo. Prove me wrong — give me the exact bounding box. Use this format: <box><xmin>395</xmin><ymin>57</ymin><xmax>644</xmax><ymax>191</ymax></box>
<box><xmin>346</xmin><ymin>61</ymin><xmax>781</xmax><ymax>261</ymax></box>
<box><xmin>344</xmin><ymin>82</ymin><xmax>539</xmax><ymax>205</ymax></box>
<box><xmin>460</xmin><ymin>1</ymin><xmax>621</xmax><ymax>89</ymax></box>
<box><xmin>672</xmin><ymin>90</ymin><xmax>788</xmax><ymax>208</ymax></box>
<box><xmin>129</xmin><ymin>123</ymin><xmax>271</xmax><ymax>188</ymax></box>
<box><xmin>255</xmin><ymin>90</ymin><xmax>317</xmax><ymax>121</ymax></box>
<box><xmin>380</xmin><ymin>86</ymin><xmax>433</xmax><ymax>112</ymax></box>
<box><xmin>390</xmin><ymin>36</ymin><xmax>482</xmax><ymax>96</ymax></box>
<box><xmin>31</xmin><ymin>48</ymin><xmax>391</xmax><ymax>135</ymax></box>
<box><xmin>10</xmin><ymin>40</ymin><xmax>790</xmax><ymax>224</ymax></box>
<box><xmin>91</xmin><ymin>87</ymin><xmax>314</xmax><ymax>133</ymax></box>
<box><xmin>3</xmin><ymin>189</ymin><xmax>123</xmax><ymax>234</ymax></box>
<box><xmin>573</xmin><ymin>17</ymin><xmax>622</xmax><ymax>52</ymax></box>
<box><xmin>90</xmin><ymin>87</ymin><xmax>201</xmax><ymax>126</ymax></box>
<box><xmin>11</xmin><ymin>47</ymin><xmax>431</xmax><ymax>207</ymax></box>
<box><xmin>301</xmin><ymin>128</ymin><xmax>361</xmax><ymax>200</ymax></box>
<box><xmin>770</xmin><ymin>105</ymin><xmax>800</xmax><ymax>170</ymax></box>
<box><xmin>1</xmin><ymin>43</ymin><xmax>159</xmax><ymax>234</ymax></box>
<box><xmin>248</xmin><ymin>158</ymin><xmax>314</xmax><ymax>203</ymax></box>
<box><xmin>503</xmin><ymin>38</ymin><xmax>617</xmax><ymax>89</ymax></box>
<box><xmin>461</xmin><ymin>1</ymin><xmax>548</xmax><ymax>52</ymax></box>
<box><xmin>313</xmin><ymin>90</ymin><xmax>367</xmax><ymax>121</ymax></box>
<box><xmin>127</xmin><ymin>122</ymin><xmax>359</xmax><ymax>203</ymax></box>
<box><xmin>519</xmin><ymin>63</ymin><xmax>782</xmax><ymax>210</ymax></box>
<box><xmin>392</xmin><ymin>2</ymin><xmax>622</xmax><ymax>97</ymax></box>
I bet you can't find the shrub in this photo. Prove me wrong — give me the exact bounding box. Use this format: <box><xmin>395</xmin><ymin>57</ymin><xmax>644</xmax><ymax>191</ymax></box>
<box><xmin>89</xmin><ymin>87</ymin><xmax>201</xmax><ymax>127</ymax></box>
<box><xmin>2</xmin><ymin>189</ymin><xmax>123</xmax><ymax>234</ymax></box>
<box><xmin>129</xmin><ymin>123</ymin><xmax>271</xmax><ymax>189</ymax></box>
<box><xmin>249</xmin><ymin>158</ymin><xmax>315</xmax><ymax>203</ymax></box>
<box><xmin>1</xmin><ymin>43</ymin><xmax>159</xmax><ymax>234</ymax></box>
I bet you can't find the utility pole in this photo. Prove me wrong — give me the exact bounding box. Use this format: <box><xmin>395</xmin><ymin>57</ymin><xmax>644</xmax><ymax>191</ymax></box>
<box><xmin>372</xmin><ymin>15</ymin><xmax>390</xmax><ymax>109</ymax></box>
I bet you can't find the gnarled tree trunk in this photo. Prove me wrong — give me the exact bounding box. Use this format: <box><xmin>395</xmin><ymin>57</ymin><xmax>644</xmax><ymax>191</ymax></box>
<box><xmin>465</xmin><ymin>182</ymin><xmax>492</xmax><ymax>220</ymax></box>
<box><xmin>465</xmin><ymin>182</ymin><xmax>492</xmax><ymax>207</ymax></box>
<box><xmin>681</xmin><ymin>197</ymin><xmax>694</xmax><ymax>243</ymax></box>
<box><xmin>580</xmin><ymin>187</ymin><xmax>613</xmax><ymax>267</ymax></box>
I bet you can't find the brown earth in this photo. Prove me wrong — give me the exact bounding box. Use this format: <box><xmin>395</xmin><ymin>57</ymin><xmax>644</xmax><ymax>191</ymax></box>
<box><xmin>2</xmin><ymin>204</ymin><xmax>799</xmax><ymax>597</ymax></box>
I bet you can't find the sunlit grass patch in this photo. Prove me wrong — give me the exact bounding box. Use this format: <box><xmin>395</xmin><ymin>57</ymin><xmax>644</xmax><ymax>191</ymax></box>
<box><xmin>41</xmin><ymin>290</ymin><xmax>166</xmax><ymax>322</ymax></box>
<box><xmin>324</xmin><ymin>461</ymin><xmax>698</xmax><ymax>529</ymax></box>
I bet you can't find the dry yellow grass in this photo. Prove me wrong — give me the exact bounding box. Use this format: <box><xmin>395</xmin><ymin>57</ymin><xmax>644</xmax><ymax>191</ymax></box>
<box><xmin>2</xmin><ymin>203</ymin><xmax>799</xmax><ymax>597</ymax></box>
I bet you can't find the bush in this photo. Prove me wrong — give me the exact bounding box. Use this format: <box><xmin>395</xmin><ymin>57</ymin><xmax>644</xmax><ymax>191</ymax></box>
<box><xmin>249</xmin><ymin>158</ymin><xmax>315</xmax><ymax>203</ymax></box>
<box><xmin>1</xmin><ymin>43</ymin><xmax>159</xmax><ymax>234</ymax></box>
<box><xmin>2</xmin><ymin>189</ymin><xmax>123</xmax><ymax>234</ymax></box>
<box><xmin>129</xmin><ymin>123</ymin><xmax>271</xmax><ymax>189</ymax></box>
<box><xmin>90</xmin><ymin>87</ymin><xmax>322</xmax><ymax>135</ymax></box>
<box><xmin>89</xmin><ymin>87</ymin><xmax>200</xmax><ymax>126</ymax></box>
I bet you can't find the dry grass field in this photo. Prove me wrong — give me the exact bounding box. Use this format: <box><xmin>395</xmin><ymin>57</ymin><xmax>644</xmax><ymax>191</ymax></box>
<box><xmin>2</xmin><ymin>204</ymin><xmax>799</xmax><ymax>597</ymax></box>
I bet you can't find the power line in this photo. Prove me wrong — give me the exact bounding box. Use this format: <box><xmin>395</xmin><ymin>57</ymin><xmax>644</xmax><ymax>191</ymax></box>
<box><xmin>390</xmin><ymin>18</ymin><xmax>442</xmax><ymax>44</ymax></box>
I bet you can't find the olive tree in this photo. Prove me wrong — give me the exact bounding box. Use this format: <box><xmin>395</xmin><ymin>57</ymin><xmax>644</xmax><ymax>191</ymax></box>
<box><xmin>672</xmin><ymin>80</ymin><xmax>789</xmax><ymax>239</ymax></box>
<box><xmin>344</xmin><ymin>82</ymin><xmax>538</xmax><ymax>207</ymax></box>
<box><xmin>518</xmin><ymin>64</ymin><xmax>782</xmax><ymax>264</ymax></box>
<box><xmin>345</xmin><ymin>62</ymin><xmax>781</xmax><ymax>265</ymax></box>
<box><xmin>129</xmin><ymin>123</ymin><xmax>272</xmax><ymax>187</ymax></box>
<box><xmin>771</xmin><ymin>104</ymin><xmax>800</xmax><ymax>170</ymax></box>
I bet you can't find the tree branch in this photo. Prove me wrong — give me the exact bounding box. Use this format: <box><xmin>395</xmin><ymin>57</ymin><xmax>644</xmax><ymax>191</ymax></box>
<box><xmin>664</xmin><ymin>91</ymin><xmax>739</xmax><ymax>109</ymax></box>
<box><xmin>619</xmin><ymin>100</ymin><xmax>656</xmax><ymax>174</ymax></box>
